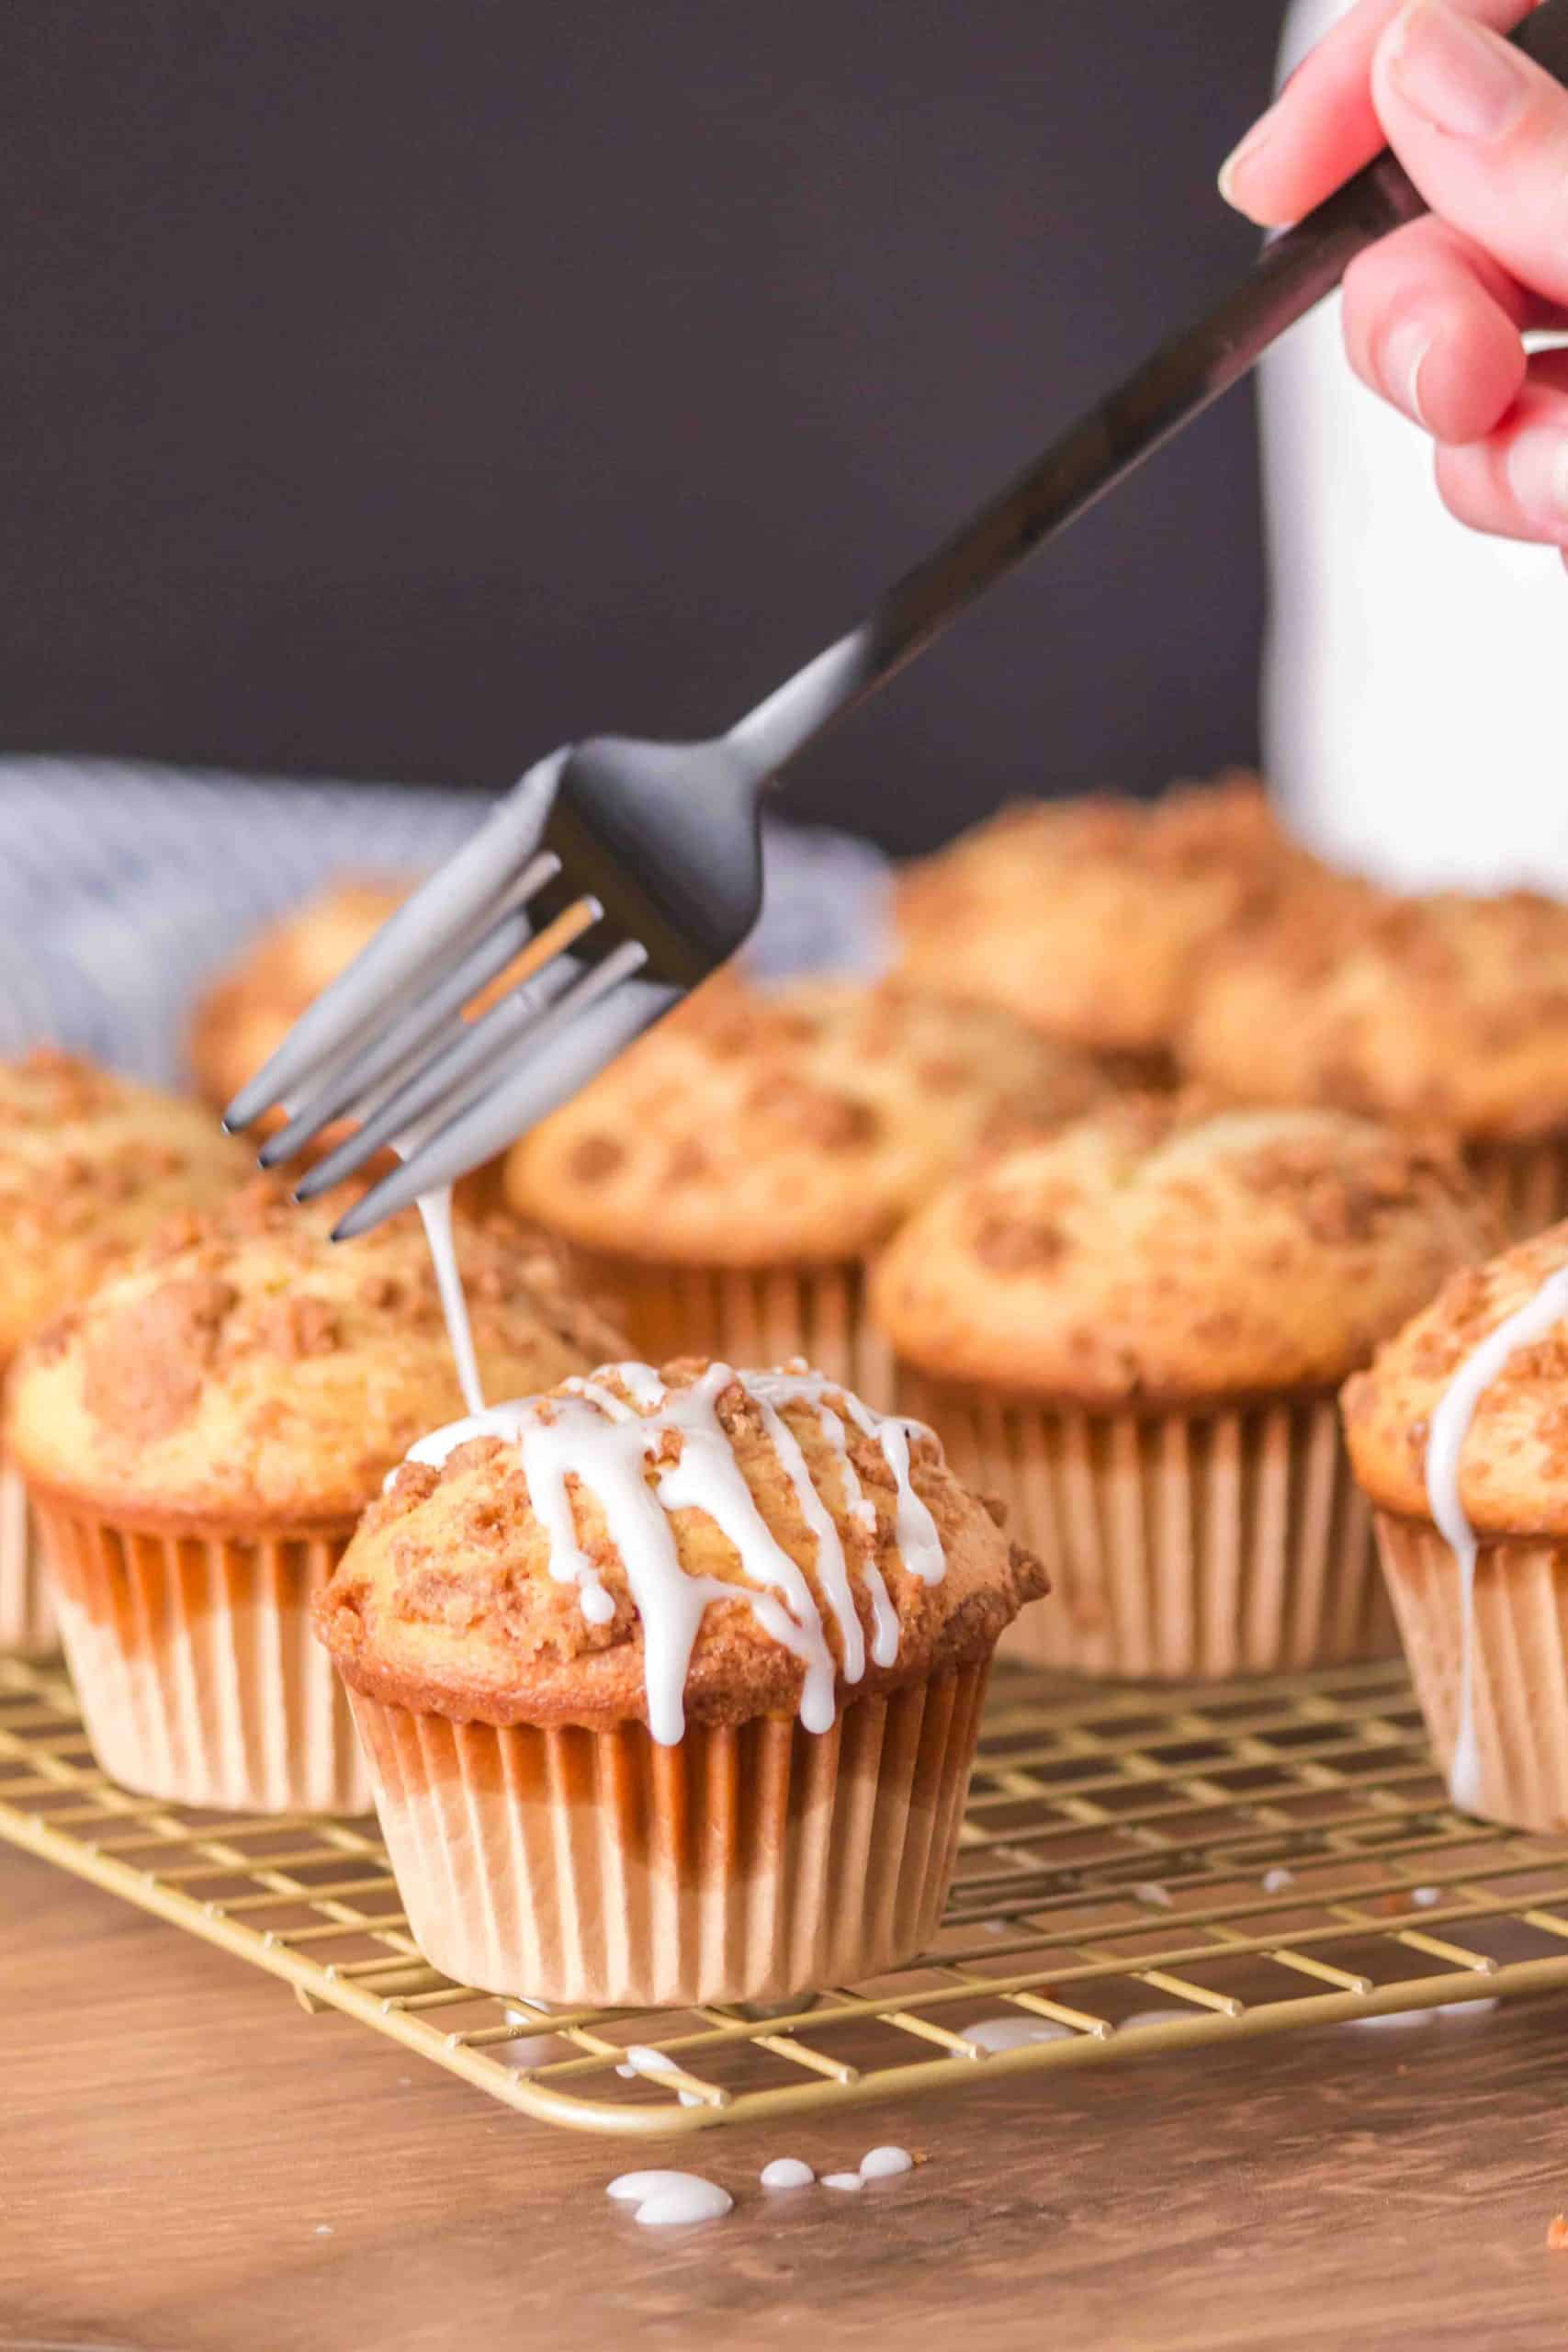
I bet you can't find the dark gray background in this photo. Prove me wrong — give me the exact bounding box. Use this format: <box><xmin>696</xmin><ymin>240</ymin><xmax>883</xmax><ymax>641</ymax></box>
<box><xmin>3</xmin><ymin>0</ymin><xmax>1280</xmax><ymax>851</ymax></box>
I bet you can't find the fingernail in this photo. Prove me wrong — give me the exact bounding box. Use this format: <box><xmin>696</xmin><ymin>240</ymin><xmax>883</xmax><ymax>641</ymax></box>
<box><xmin>1384</xmin><ymin>0</ymin><xmax>1529</xmax><ymax>140</ymax></box>
<box><xmin>1218</xmin><ymin>113</ymin><xmax>1275</xmax><ymax>209</ymax></box>
<box><xmin>1384</xmin><ymin>317</ymin><xmax>1434</xmax><ymax>424</ymax></box>
<box><xmin>1506</xmin><ymin>430</ymin><xmax>1568</xmax><ymax>529</ymax></box>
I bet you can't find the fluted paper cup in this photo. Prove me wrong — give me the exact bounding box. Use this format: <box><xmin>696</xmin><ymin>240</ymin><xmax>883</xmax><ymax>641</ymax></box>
<box><xmin>346</xmin><ymin>1663</ymin><xmax>988</xmax><ymax>2006</ymax></box>
<box><xmin>897</xmin><ymin>1374</ymin><xmax>1395</xmax><ymax>1679</ymax></box>
<box><xmin>0</xmin><ymin>1453</ymin><xmax>57</xmax><ymax>1657</ymax></box>
<box><xmin>1465</xmin><ymin>1136</ymin><xmax>1568</xmax><ymax>1244</ymax></box>
<box><xmin>564</xmin><ymin>1250</ymin><xmax>893</xmax><ymax>1408</ymax></box>
<box><xmin>1374</xmin><ymin>1514</ymin><xmax>1568</xmax><ymax>1833</ymax></box>
<box><xmin>28</xmin><ymin>1494</ymin><xmax>372</xmax><ymax>1814</ymax></box>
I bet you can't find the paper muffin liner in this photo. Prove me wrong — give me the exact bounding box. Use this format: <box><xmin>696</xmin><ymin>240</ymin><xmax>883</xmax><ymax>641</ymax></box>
<box><xmin>1374</xmin><ymin>1514</ymin><xmax>1568</xmax><ymax>1833</ymax></box>
<box><xmin>29</xmin><ymin>1496</ymin><xmax>372</xmax><ymax>1814</ymax></box>
<box><xmin>345</xmin><ymin>1662</ymin><xmax>988</xmax><ymax>2006</ymax></box>
<box><xmin>564</xmin><ymin>1250</ymin><xmax>893</xmax><ymax>1408</ymax></box>
<box><xmin>0</xmin><ymin>1452</ymin><xmax>58</xmax><ymax>1657</ymax></box>
<box><xmin>1465</xmin><ymin>1135</ymin><xmax>1568</xmax><ymax>1244</ymax></box>
<box><xmin>897</xmin><ymin>1374</ymin><xmax>1395</xmax><ymax>1679</ymax></box>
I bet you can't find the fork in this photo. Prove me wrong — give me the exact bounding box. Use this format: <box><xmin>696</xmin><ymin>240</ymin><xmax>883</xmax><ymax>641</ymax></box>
<box><xmin>228</xmin><ymin>0</ymin><xmax>1568</xmax><ymax>1238</ymax></box>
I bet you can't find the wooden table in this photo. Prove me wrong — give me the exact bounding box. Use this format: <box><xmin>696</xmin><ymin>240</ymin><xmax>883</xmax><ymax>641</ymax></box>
<box><xmin>6</xmin><ymin>1838</ymin><xmax>1568</xmax><ymax>2352</ymax></box>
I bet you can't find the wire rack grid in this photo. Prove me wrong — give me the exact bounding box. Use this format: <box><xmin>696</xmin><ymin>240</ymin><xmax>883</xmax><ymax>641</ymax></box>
<box><xmin>6</xmin><ymin>1652</ymin><xmax>1568</xmax><ymax>2139</ymax></box>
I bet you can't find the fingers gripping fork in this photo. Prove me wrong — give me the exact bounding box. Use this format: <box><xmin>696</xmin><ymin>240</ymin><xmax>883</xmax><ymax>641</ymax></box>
<box><xmin>226</xmin><ymin>0</ymin><xmax>1568</xmax><ymax>1235</ymax></box>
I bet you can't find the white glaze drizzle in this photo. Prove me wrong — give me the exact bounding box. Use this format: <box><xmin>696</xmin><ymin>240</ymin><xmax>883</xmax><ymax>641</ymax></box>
<box><xmin>401</xmin><ymin>1360</ymin><xmax>947</xmax><ymax>1745</ymax></box>
<box><xmin>415</xmin><ymin>1185</ymin><xmax>486</xmax><ymax>1419</ymax></box>
<box><xmin>1424</xmin><ymin>1264</ymin><xmax>1568</xmax><ymax>1811</ymax></box>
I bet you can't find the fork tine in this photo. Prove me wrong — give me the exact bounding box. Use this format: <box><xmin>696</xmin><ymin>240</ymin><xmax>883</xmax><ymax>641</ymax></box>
<box><xmin>331</xmin><ymin>950</ymin><xmax>671</xmax><ymax>1238</ymax></box>
<box><xmin>255</xmin><ymin>889</ymin><xmax>548</xmax><ymax>1168</ymax></box>
<box><xmin>223</xmin><ymin>753</ymin><xmax>566</xmax><ymax>1131</ymax></box>
<box><xmin>291</xmin><ymin>934</ymin><xmax>593</xmax><ymax>1201</ymax></box>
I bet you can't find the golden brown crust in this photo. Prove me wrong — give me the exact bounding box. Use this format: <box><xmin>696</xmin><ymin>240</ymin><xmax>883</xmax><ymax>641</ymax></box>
<box><xmin>503</xmin><ymin>972</ymin><xmax>1107</xmax><ymax>1266</ymax></box>
<box><xmin>893</xmin><ymin>773</ymin><xmax>1328</xmax><ymax>1056</ymax></box>
<box><xmin>870</xmin><ymin>1096</ymin><xmax>1496</xmax><ymax>1405</ymax></box>
<box><xmin>315</xmin><ymin>1358</ymin><xmax>1044</xmax><ymax>1730</ymax></box>
<box><xmin>0</xmin><ymin>1049</ymin><xmax>254</xmax><ymax>1366</ymax></box>
<box><xmin>1181</xmin><ymin>887</ymin><xmax>1568</xmax><ymax>1141</ymax></box>
<box><xmin>5</xmin><ymin>1182</ymin><xmax>628</xmax><ymax>1526</ymax></box>
<box><xmin>186</xmin><ymin>877</ymin><xmax>412</xmax><ymax>1110</ymax></box>
<box><xmin>1344</xmin><ymin>1222</ymin><xmax>1568</xmax><ymax>1533</ymax></box>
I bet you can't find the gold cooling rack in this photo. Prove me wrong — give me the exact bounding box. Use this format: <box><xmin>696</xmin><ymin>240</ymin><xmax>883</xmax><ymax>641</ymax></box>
<box><xmin>7</xmin><ymin>1651</ymin><xmax>1568</xmax><ymax>2139</ymax></box>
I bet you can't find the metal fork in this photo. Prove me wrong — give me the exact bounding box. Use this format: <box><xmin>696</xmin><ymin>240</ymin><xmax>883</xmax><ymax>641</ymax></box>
<box><xmin>227</xmin><ymin>0</ymin><xmax>1568</xmax><ymax>1238</ymax></box>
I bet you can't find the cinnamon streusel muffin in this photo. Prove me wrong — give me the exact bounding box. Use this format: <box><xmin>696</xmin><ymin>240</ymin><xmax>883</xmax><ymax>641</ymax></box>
<box><xmin>316</xmin><ymin>1357</ymin><xmax>1044</xmax><ymax>2004</ymax></box>
<box><xmin>6</xmin><ymin>1184</ymin><xmax>626</xmax><ymax>1811</ymax></box>
<box><xmin>503</xmin><ymin>974</ymin><xmax>1107</xmax><ymax>1405</ymax></box>
<box><xmin>1182</xmin><ymin>888</ymin><xmax>1568</xmax><ymax>1239</ymax></box>
<box><xmin>894</xmin><ymin>772</ymin><xmax>1324</xmax><ymax>1080</ymax></box>
<box><xmin>871</xmin><ymin>1097</ymin><xmax>1495</xmax><ymax>1678</ymax></box>
<box><xmin>1345</xmin><ymin>1224</ymin><xmax>1568</xmax><ymax>1831</ymax></box>
<box><xmin>0</xmin><ymin>1050</ymin><xmax>252</xmax><ymax>1657</ymax></box>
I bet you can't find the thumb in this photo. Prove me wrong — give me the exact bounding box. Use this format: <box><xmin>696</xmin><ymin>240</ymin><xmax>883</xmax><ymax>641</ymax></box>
<box><xmin>1372</xmin><ymin>0</ymin><xmax>1568</xmax><ymax>310</ymax></box>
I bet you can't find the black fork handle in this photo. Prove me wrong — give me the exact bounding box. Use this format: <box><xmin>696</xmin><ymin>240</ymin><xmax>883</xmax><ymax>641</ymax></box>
<box><xmin>730</xmin><ymin>0</ymin><xmax>1568</xmax><ymax>780</ymax></box>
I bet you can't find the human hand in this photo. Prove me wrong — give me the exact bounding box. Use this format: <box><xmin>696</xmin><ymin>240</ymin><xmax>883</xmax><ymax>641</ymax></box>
<box><xmin>1221</xmin><ymin>0</ymin><xmax>1568</xmax><ymax>553</ymax></box>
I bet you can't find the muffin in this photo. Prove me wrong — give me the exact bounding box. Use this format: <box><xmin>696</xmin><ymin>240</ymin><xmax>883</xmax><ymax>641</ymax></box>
<box><xmin>0</xmin><ymin>1050</ymin><xmax>253</xmax><ymax>1657</ymax></box>
<box><xmin>315</xmin><ymin>1356</ymin><xmax>1044</xmax><ymax>2004</ymax></box>
<box><xmin>1345</xmin><ymin>1225</ymin><xmax>1568</xmax><ymax>1831</ymax></box>
<box><xmin>870</xmin><ymin>1097</ymin><xmax>1495</xmax><ymax>1679</ymax></box>
<box><xmin>503</xmin><ymin>974</ymin><xmax>1107</xmax><ymax>1408</ymax></box>
<box><xmin>1182</xmin><ymin>888</ymin><xmax>1568</xmax><ymax>1240</ymax></box>
<box><xmin>5</xmin><ymin>1184</ymin><xmax>626</xmax><ymax>1811</ymax></box>
<box><xmin>894</xmin><ymin>772</ymin><xmax>1319</xmax><ymax>1081</ymax></box>
<box><xmin>187</xmin><ymin>877</ymin><xmax>411</xmax><ymax>1114</ymax></box>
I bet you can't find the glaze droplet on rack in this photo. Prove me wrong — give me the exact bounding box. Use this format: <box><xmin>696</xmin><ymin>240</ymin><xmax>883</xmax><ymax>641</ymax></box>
<box><xmin>1424</xmin><ymin>1263</ymin><xmax>1568</xmax><ymax>1812</ymax></box>
<box><xmin>403</xmin><ymin>1360</ymin><xmax>947</xmax><ymax>1744</ymax></box>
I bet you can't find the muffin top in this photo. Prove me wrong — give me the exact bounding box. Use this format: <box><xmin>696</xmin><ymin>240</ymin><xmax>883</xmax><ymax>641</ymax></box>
<box><xmin>1344</xmin><ymin>1224</ymin><xmax>1568</xmax><ymax>1533</ymax></box>
<box><xmin>894</xmin><ymin>773</ymin><xmax>1315</xmax><ymax>1057</ymax></box>
<box><xmin>0</xmin><ymin>1049</ymin><xmax>253</xmax><ymax>1368</ymax></box>
<box><xmin>870</xmin><ymin>1096</ymin><xmax>1495</xmax><ymax>1405</ymax></box>
<box><xmin>315</xmin><ymin>1356</ymin><xmax>1045</xmax><ymax>1737</ymax></box>
<box><xmin>1181</xmin><ymin>888</ymin><xmax>1568</xmax><ymax>1140</ymax></box>
<box><xmin>6</xmin><ymin>1182</ymin><xmax>627</xmax><ymax>1529</ymax></box>
<box><xmin>187</xmin><ymin>876</ymin><xmax>410</xmax><ymax>1110</ymax></box>
<box><xmin>503</xmin><ymin>974</ymin><xmax>1107</xmax><ymax>1266</ymax></box>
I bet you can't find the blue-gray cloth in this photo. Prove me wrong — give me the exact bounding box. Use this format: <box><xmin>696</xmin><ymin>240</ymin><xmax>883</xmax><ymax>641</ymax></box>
<box><xmin>0</xmin><ymin>760</ymin><xmax>889</xmax><ymax>1087</ymax></box>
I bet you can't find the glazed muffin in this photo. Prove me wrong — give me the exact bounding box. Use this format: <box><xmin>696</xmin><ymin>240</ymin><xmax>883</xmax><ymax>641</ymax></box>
<box><xmin>6</xmin><ymin>1183</ymin><xmax>626</xmax><ymax>1811</ymax></box>
<box><xmin>187</xmin><ymin>877</ymin><xmax>410</xmax><ymax>1114</ymax></box>
<box><xmin>1182</xmin><ymin>888</ymin><xmax>1568</xmax><ymax>1239</ymax></box>
<box><xmin>316</xmin><ymin>1356</ymin><xmax>1044</xmax><ymax>2004</ymax></box>
<box><xmin>894</xmin><ymin>772</ymin><xmax>1320</xmax><ymax>1080</ymax></box>
<box><xmin>0</xmin><ymin>1050</ymin><xmax>253</xmax><ymax>1657</ymax></box>
<box><xmin>1345</xmin><ymin>1224</ymin><xmax>1568</xmax><ymax>1831</ymax></box>
<box><xmin>503</xmin><ymin>974</ymin><xmax>1107</xmax><ymax>1406</ymax></box>
<box><xmin>870</xmin><ymin>1097</ymin><xmax>1495</xmax><ymax>1678</ymax></box>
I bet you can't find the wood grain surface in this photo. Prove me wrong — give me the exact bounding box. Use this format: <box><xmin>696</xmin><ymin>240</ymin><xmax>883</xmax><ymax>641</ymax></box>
<box><xmin>6</xmin><ymin>1839</ymin><xmax>1568</xmax><ymax>2352</ymax></box>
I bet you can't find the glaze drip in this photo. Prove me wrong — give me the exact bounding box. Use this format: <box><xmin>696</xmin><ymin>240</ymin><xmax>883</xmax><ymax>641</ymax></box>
<box><xmin>402</xmin><ymin>1360</ymin><xmax>947</xmax><ymax>1743</ymax></box>
<box><xmin>414</xmin><ymin>1184</ymin><xmax>486</xmax><ymax>1418</ymax></box>
<box><xmin>1424</xmin><ymin>1263</ymin><xmax>1568</xmax><ymax>1812</ymax></box>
